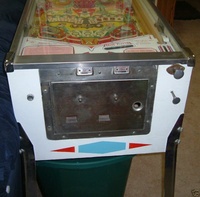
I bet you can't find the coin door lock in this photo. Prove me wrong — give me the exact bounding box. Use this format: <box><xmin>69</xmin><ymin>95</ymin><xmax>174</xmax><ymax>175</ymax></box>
<box><xmin>167</xmin><ymin>64</ymin><xmax>185</xmax><ymax>79</ymax></box>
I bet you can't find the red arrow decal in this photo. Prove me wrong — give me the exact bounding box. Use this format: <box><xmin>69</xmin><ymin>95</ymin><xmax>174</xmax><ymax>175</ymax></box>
<box><xmin>129</xmin><ymin>143</ymin><xmax>151</xmax><ymax>149</ymax></box>
<box><xmin>52</xmin><ymin>147</ymin><xmax>75</xmax><ymax>153</ymax></box>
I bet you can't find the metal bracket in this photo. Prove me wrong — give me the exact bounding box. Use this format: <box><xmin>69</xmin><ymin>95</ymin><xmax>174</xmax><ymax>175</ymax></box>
<box><xmin>183</xmin><ymin>47</ymin><xmax>195</xmax><ymax>67</ymax></box>
<box><xmin>4</xmin><ymin>51</ymin><xmax>15</xmax><ymax>72</ymax></box>
<box><xmin>155</xmin><ymin>19</ymin><xmax>169</xmax><ymax>43</ymax></box>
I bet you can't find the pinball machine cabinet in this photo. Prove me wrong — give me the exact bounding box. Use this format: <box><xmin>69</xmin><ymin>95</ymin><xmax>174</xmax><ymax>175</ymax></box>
<box><xmin>5</xmin><ymin>0</ymin><xmax>194</xmax><ymax>161</ymax></box>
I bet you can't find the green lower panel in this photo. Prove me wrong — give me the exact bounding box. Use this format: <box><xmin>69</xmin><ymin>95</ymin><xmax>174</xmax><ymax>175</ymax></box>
<box><xmin>36</xmin><ymin>155</ymin><xmax>134</xmax><ymax>197</ymax></box>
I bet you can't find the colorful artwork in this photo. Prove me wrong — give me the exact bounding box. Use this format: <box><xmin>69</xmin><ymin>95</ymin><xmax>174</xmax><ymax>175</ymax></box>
<box><xmin>29</xmin><ymin>0</ymin><xmax>143</xmax><ymax>45</ymax></box>
<box><xmin>20</xmin><ymin>0</ymin><xmax>174</xmax><ymax>55</ymax></box>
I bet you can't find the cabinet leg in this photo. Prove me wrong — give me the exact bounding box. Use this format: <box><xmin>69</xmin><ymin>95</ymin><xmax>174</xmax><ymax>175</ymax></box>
<box><xmin>164</xmin><ymin>114</ymin><xmax>184</xmax><ymax>197</ymax></box>
<box><xmin>19</xmin><ymin>123</ymin><xmax>43</xmax><ymax>197</ymax></box>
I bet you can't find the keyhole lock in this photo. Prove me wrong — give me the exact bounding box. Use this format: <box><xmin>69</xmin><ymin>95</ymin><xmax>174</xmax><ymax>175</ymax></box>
<box><xmin>167</xmin><ymin>64</ymin><xmax>185</xmax><ymax>79</ymax></box>
<box><xmin>171</xmin><ymin>91</ymin><xmax>181</xmax><ymax>104</ymax></box>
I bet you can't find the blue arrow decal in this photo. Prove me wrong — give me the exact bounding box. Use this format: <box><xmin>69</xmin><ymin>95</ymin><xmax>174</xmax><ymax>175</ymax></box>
<box><xmin>79</xmin><ymin>141</ymin><xmax>126</xmax><ymax>154</ymax></box>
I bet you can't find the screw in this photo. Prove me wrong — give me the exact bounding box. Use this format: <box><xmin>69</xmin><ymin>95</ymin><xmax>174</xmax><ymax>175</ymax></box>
<box><xmin>19</xmin><ymin>149</ymin><xmax>25</xmax><ymax>154</ymax></box>
<box><xmin>47</xmin><ymin>126</ymin><xmax>52</xmax><ymax>131</ymax></box>
<box><xmin>78</xmin><ymin>95</ymin><xmax>83</xmax><ymax>103</ymax></box>
<box><xmin>43</xmin><ymin>89</ymin><xmax>48</xmax><ymax>93</ymax></box>
<box><xmin>175</xmin><ymin>139</ymin><xmax>181</xmax><ymax>145</ymax></box>
<box><xmin>177</xmin><ymin>127</ymin><xmax>184</xmax><ymax>132</ymax></box>
<box><xmin>113</xmin><ymin>94</ymin><xmax>118</xmax><ymax>101</ymax></box>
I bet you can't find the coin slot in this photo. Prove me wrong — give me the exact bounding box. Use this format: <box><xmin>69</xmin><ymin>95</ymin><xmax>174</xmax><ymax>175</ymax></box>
<box><xmin>113</xmin><ymin>66</ymin><xmax>129</xmax><ymax>74</ymax></box>
<box><xmin>77</xmin><ymin>67</ymin><xmax>93</xmax><ymax>76</ymax></box>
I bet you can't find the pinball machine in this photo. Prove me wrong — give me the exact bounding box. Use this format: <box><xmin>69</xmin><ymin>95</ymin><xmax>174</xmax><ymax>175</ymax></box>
<box><xmin>4</xmin><ymin>0</ymin><xmax>194</xmax><ymax>196</ymax></box>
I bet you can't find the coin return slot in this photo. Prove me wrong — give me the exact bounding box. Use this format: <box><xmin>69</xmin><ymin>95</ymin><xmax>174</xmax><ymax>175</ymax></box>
<box><xmin>132</xmin><ymin>101</ymin><xmax>143</xmax><ymax>111</ymax></box>
<box><xmin>66</xmin><ymin>116</ymin><xmax>78</xmax><ymax>124</ymax></box>
<box><xmin>99</xmin><ymin>115</ymin><xmax>110</xmax><ymax>122</ymax></box>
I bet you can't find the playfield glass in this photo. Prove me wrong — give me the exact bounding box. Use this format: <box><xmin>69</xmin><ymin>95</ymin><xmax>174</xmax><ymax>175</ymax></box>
<box><xmin>18</xmin><ymin>0</ymin><xmax>180</xmax><ymax>56</ymax></box>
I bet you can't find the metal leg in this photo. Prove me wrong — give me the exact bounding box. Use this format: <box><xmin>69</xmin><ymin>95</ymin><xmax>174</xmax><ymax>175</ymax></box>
<box><xmin>18</xmin><ymin>123</ymin><xmax>43</xmax><ymax>197</ymax></box>
<box><xmin>164</xmin><ymin>114</ymin><xmax>184</xmax><ymax>197</ymax></box>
